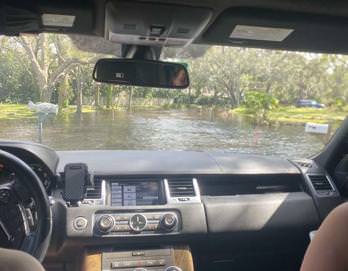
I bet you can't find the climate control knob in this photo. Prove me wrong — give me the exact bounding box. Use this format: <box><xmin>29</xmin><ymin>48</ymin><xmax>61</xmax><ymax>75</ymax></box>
<box><xmin>160</xmin><ymin>213</ymin><xmax>177</xmax><ymax>231</ymax></box>
<box><xmin>129</xmin><ymin>214</ymin><xmax>147</xmax><ymax>233</ymax></box>
<box><xmin>97</xmin><ymin>215</ymin><xmax>115</xmax><ymax>233</ymax></box>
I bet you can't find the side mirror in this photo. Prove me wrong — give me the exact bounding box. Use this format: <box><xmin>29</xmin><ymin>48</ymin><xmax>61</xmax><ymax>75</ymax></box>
<box><xmin>93</xmin><ymin>58</ymin><xmax>189</xmax><ymax>89</ymax></box>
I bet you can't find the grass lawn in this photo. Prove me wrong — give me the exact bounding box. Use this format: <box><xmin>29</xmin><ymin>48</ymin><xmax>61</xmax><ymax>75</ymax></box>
<box><xmin>232</xmin><ymin>106</ymin><xmax>348</xmax><ymax>124</ymax></box>
<box><xmin>0</xmin><ymin>104</ymin><xmax>35</xmax><ymax>120</ymax></box>
<box><xmin>0</xmin><ymin>104</ymin><xmax>98</xmax><ymax>120</ymax></box>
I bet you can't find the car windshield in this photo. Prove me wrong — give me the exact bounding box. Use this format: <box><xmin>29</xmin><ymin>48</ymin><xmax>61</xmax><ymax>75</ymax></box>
<box><xmin>0</xmin><ymin>33</ymin><xmax>346</xmax><ymax>158</ymax></box>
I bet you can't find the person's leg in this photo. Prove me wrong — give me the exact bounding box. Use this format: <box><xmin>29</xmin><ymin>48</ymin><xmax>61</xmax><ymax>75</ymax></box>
<box><xmin>300</xmin><ymin>202</ymin><xmax>348</xmax><ymax>271</ymax></box>
<box><xmin>0</xmin><ymin>248</ymin><xmax>45</xmax><ymax>271</ymax></box>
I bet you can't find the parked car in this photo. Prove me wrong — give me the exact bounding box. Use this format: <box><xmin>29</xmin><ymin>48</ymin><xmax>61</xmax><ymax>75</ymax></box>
<box><xmin>296</xmin><ymin>99</ymin><xmax>326</xmax><ymax>108</ymax></box>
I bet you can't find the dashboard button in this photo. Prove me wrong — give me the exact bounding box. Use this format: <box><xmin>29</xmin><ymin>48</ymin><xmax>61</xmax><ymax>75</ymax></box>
<box><xmin>146</xmin><ymin>223</ymin><xmax>159</xmax><ymax>231</ymax></box>
<box><xmin>178</xmin><ymin>197</ymin><xmax>190</xmax><ymax>201</ymax></box>
<box><xmin>111</xmin><ymin>261</ymin><xmax>138</xmax><ymax>268</ymax></box>
<box><xmin>114</xmin><ymin>215</ymin><xmax>122</xmax><ymax>221</ymax></box>
<box><xmin>144</xmin><ymin>260</ymin><xmax>156</xmax><ymax>266</ymax></box>
<box><xmin>111</xmin><ymin>262</ymin><xmax>122</xmax><ymax>268</ymax></box>
<box><xmin>97</xmin><ymin>215</ymin><xmax>115</xmax><ymax>233</ymax></box>
<box><xmin>147</xmin><ymin>214</ymin><xmax>161</xmax><ymax>220</ymax></box>
<box><xmin>115</xmin><ymin>214</ymin><xmax>131</xmax><ymax>221</ymax></box>
<box><xmin>145</xmin><ymin>259</ymin><xmax>166</xmax><ymax>267</ymax></box>
<box><xmin>73</xmin><ymin>217</ymin><xmax>88</xmax><ymax>230</ymax></box>
<box><xmin>160</xmin><ymin>213</ymin><xmax>177</xmax><ymax>231</ymax></box>
<box><xmin>117</xmin><ymin>220</ymin><xmax>129</xmax><ymax>225</ymax></box>
<box><xmin>132</xmin><ymin>251</ymin><xmax>145</xmax><ymax>256</ymax></box>
<box><xmin>113</xmin><ymin>225</ymin><xmax>130</xmax><ymax>232</ymax></box>
<box><xmin>157</xmin><ymin>259</ymin><xmax>166</xmax><ymax>266</ymax></box>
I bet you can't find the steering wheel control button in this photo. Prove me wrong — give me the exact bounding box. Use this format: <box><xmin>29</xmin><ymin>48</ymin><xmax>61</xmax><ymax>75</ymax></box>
<box><xmin>73</xmin><ymin>217</ymin><xmax>88</xmax><ymax>231</ymax></box>
<box><xmin>129</xmin><ymin>214</ymin><xmax>147</xmax><ymax>233</ymax></box>
<box><xmin>160</xmin><ymin>213</ymin><xmax>178</xmax><ymax>231</ymax></box>
<box><xmin>97</xmin><ymin>215</ymin><xmax>115</xmax><ymax>233</ymax></box>
<box><xmin>0</xmin><ymin>189</ymin><xmax>10</xmax><ymax>204</ymax></box>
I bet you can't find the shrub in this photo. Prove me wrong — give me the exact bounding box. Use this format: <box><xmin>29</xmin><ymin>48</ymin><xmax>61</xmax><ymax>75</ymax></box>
<box><xmin>194</xmin><ymin>96</ymin><xmax>230</xmax><ymax>106</ymax></box>
<box><xmin>333</xmin><ymin>98</ymin><xmax>345</xmax><ymax>111</ymax></box>
<box><xmin>243</xmin><ymin>91</ymin><xmax>279</xmax><ymax>120</ymax></box>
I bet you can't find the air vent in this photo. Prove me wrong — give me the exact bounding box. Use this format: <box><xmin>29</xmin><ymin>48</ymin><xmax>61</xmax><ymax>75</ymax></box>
<box><xmin>167</xmin><ymin>179</ymin><xmax>196</xmax><ymax>197</ymax></box>
<box><xmin>308</xmin><ymin>175</ymin><xmax>334</xmax><ymax>192</ymax></box>
<box><xmin>85</xmin><ymin>178</ymin><xmax>102</xmax><ymax>199</ymax></box>
<box><xmin>165</xmin><ymin>178</ymin><xmax>201</xmax><ymax>203</ymax></box>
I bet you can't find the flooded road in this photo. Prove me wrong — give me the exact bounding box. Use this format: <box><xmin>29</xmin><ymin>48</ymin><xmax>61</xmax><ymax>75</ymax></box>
<box><xmin>0</xmin><ymin>109</ymin><xmax>329</xmax><ymax>158</ymax></box>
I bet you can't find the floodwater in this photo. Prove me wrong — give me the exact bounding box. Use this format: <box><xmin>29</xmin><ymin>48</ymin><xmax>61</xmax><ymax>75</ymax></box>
<box><xmin>0</xmin><ymin>109</ymin><xmax>331</xmax><ymax>159</ymax></box>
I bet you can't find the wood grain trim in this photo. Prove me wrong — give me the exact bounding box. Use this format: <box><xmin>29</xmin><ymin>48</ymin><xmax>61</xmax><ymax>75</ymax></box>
<box><xmin>81</xmin><ymin>252</ymin><xmax>101</xmax><ymax>271</ymax></box>
<box><xmin>173</xmin><ymin>246</ymin><xmax>195</xmax><ymax>271</ymax></box>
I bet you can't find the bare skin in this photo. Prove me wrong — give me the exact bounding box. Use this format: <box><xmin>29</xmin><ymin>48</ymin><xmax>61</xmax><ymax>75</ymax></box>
<box><xmin>300</xmin><ymin>202</ymin><xmax>348</xmax><ymax>271</ymax></box>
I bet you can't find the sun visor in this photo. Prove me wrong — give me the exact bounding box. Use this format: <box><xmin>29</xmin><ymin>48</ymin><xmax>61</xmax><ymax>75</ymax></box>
<box><xmin>105</xmin><ymin>1</ymin><xmax>212</xmax><ymax>47</ymax></box>
<box><xmin>204</xmin><ymin>8</ymin><xmax>348</xmax><ymax>54</ymax></box>
<box><xmin>39</xmin><ymin>3</ymin><xmax>94</xmax><ymax>34</ymax></box>
<box><xmin>0</xmin><ymin>3</ymin><xmax>95</xmax><ymax>36</ymax></box>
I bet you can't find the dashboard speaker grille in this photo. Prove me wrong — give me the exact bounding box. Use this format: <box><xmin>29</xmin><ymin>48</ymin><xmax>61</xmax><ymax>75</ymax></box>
<box><xmin>85</xmin><ymin>178</ymin><xmax>102</xmax><ymax>199</ymax></box>
<box><xmin>167</xmin><ymin>179</ymin><xmax>196</xmax><ymax>197</ymax></box>
<box><xmin>308</xmin><ymin>175</ymin><xmax>333</xmax><ymax>191</ymax></box>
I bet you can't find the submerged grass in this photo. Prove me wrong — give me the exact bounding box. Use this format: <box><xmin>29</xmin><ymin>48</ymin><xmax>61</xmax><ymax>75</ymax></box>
<box><xmin>0</xmin><ymin>104</ymin><xmax>35</xmax><ymax>120</ymax></box>
<box><xmin>1</xmin><ymin>103</ymin><xmax>348</xmax><ymax>125</ymax></box>
<box><xmin>0</xmin><ymin>104</ymin><xmax>99</xmax><ymax>120</ymax></box>
<box><xmin>232</xmin><ymin>106</ymin><xmax>348</xmax><ymax>124</ymax></box>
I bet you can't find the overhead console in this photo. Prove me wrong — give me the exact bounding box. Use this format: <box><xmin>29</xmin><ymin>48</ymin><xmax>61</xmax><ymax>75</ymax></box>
<box><xmin>105</xmin><ymin>1</ymin><xmax>212</xmax><ymax>47</ymax></box>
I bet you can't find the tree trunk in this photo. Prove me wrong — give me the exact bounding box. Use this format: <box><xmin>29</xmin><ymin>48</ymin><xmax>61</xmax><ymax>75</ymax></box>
<box><xmin>58</xmin><ymin>76</ymin><xmax>69</xmax><ymax>113</ymax></box>
<box><xmin>95</xmin><ymin>84</ymin><xmax>100</xmax><ymax>108</ymax></box>
<box><xmin>41</xmin><ymin>86</ymin><xmax>51</xmax><ymax>102</ymax></box>
<box><xmin>188</xmin><ymin>87</ymin><xmax>192</xmax><ymax>103</ymax></box>
<box><xmin>17</xmin><ymin>34</ymin><xmax>86</xmax><ymax>103</ymax></box>
<box><xmin>77</xmin><ymin>88</ymin><xmax>83</xmax><ymax>113</ymax></box>
<box><xmin>58</xmin><ymin>90</ymin><xmax>64</xmax><ymax>113</ymax></box>
<box><xmin>106</xmin><ymin>87</ymin><xmax>113</xmax><ymax>109</ymax></box>
<box><xmin>76</xmin><ymin>67</ymin><xmax>83</xmax><ymax>114</ymax></box>
<box><xmin>127</xmin><ymin>87</ymin><xmax>133</xmax><ymax>111</ymax></box>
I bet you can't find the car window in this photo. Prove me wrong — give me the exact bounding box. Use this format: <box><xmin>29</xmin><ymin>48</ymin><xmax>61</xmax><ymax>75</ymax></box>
<box><xmin>0</xmin><ymin>34</ymin><xmax>345</xmax><ymax>158</ymax></box>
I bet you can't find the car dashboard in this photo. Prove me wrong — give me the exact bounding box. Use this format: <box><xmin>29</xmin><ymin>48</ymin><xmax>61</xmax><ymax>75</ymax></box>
<box><xmin>0</xmin><ymin>141</ymin><xmax>344</xmax><ymax>271</ymax></box>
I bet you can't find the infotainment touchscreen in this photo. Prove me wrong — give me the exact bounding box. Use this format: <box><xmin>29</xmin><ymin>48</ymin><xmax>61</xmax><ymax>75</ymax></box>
<box><xmin>111</xmin><ymin>180</ymin><xmax>163</xmax><ymax>206</ymax></box>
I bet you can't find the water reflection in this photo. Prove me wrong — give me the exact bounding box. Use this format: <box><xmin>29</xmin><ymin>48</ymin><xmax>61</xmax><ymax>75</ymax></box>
<box><xmin>0</xmin><ymin>109</ymin><xmax>327</xmax><ymax>158</ymax></box>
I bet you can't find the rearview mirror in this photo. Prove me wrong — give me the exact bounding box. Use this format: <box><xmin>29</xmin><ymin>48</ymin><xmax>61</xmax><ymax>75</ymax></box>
<box><xmin>93</xmin><ymin>59</ymin><xmax>189</xmax><ymax>89</ymax></box>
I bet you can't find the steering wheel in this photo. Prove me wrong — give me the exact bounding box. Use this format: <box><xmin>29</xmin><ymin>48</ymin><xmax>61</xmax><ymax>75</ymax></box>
<box><xmin>0</xmin><ymin>150</ymin><xmax>51</xmax><ymax>261</ymax></box>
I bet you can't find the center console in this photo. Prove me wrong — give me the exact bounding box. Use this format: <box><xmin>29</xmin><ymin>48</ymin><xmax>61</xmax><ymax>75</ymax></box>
<box><xmin>64</xmin><ymin>175</ymin><xmax>202</xmax><ymax>271</ymax></box>
<box><xmin>67</xmin><ymin>176</ymin><xmax>203</xmax><ymax>238</ymax></box>
<box><xmin>82</xmin><ymin>246</ymin><xmax>194</xmax><ymax>271</ymax></box>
